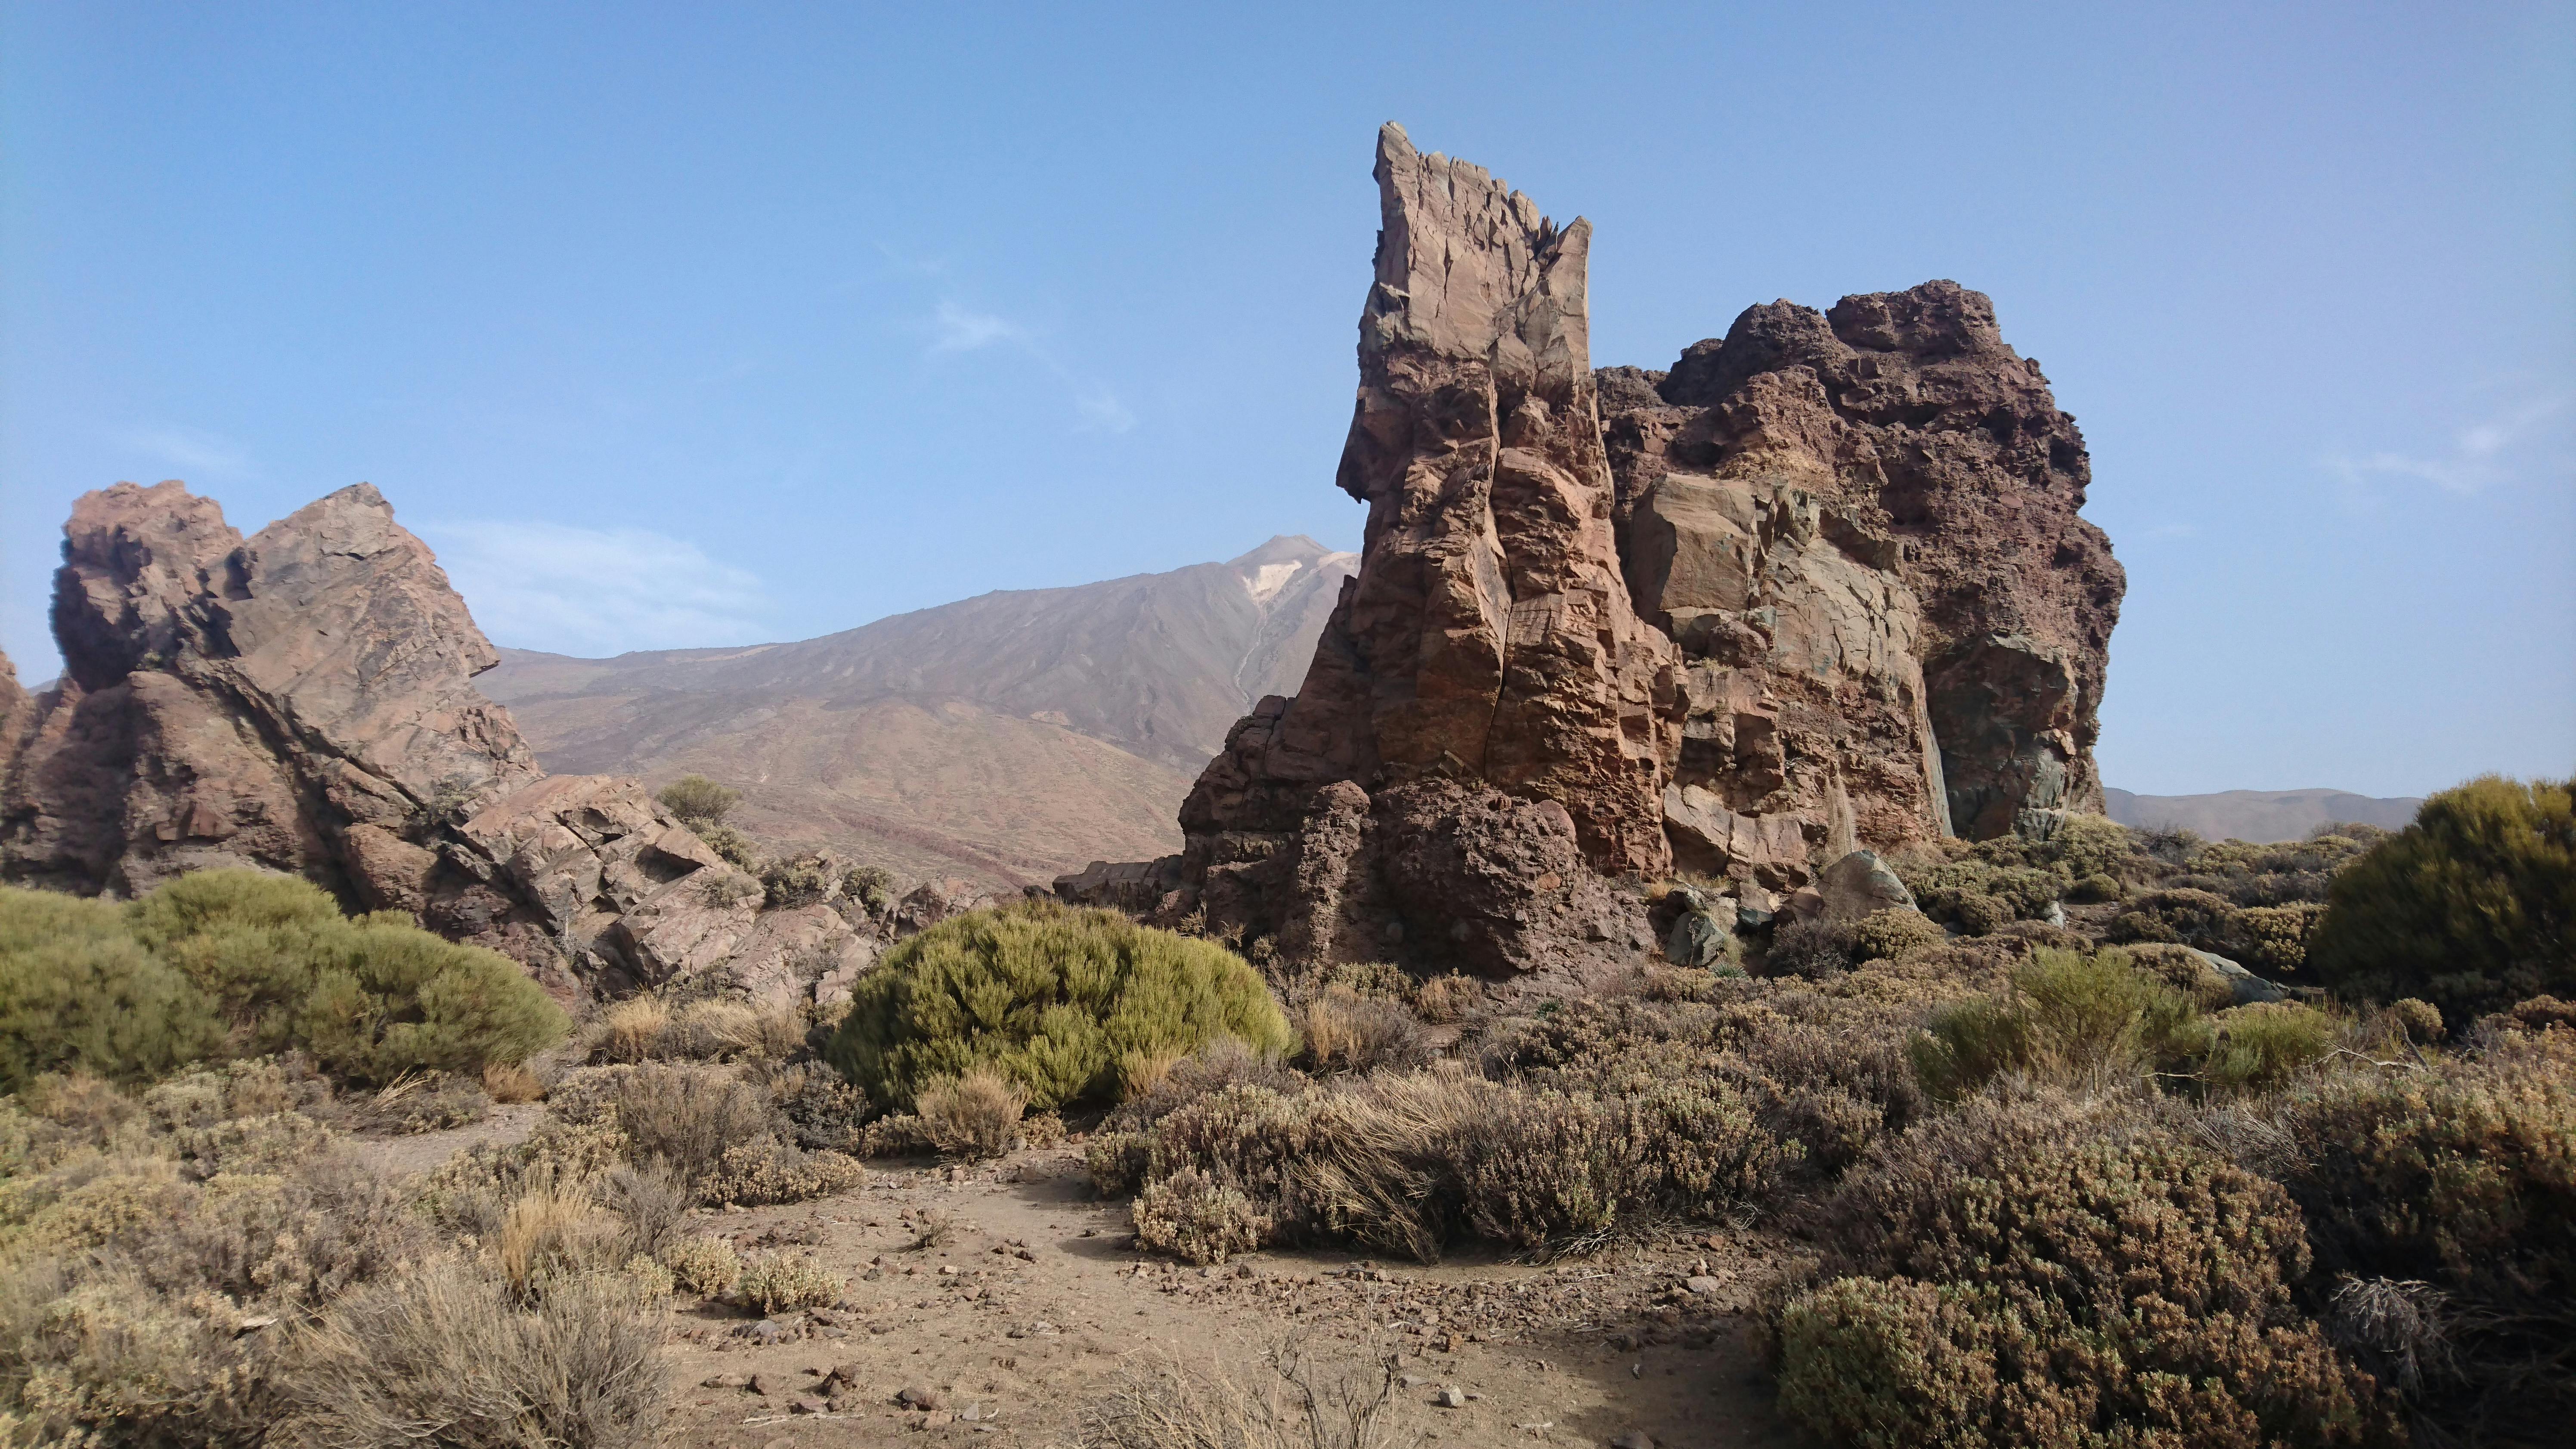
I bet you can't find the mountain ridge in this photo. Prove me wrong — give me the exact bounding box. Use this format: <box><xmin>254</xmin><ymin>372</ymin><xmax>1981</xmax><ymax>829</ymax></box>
<box><xmin>477</xmin><ymin>535</ymin><xmax>1357</xmax><ymax>886</ymax></box>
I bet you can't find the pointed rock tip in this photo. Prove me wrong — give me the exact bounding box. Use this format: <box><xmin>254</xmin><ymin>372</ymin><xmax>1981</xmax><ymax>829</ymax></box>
<box><xmin>1377</xmin><ymin>121</ymin><xmax>1413</xmax><ymax>160</ymax></box>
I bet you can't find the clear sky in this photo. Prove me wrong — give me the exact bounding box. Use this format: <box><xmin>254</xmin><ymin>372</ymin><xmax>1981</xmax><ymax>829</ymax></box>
<box><xmin>4</xmin><ymin>2</ymin><xmax>2570</xmax><ymax>799</ymax></box>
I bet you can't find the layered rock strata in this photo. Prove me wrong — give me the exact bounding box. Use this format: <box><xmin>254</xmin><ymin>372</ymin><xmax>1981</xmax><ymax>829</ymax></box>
<box><xmin>0</xmin><ymin>480</ymin><xmax>871</xmax><ymax>1002</ymax></box>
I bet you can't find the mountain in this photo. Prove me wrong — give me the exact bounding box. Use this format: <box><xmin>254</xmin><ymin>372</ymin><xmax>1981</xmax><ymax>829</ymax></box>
<box><xmin>475</xmin><ymin>536</ymin><xmax>1358</xmax><ymax>888</ymax></box>
<box><xmin>2102</xmin><ymin>787</ymin><xmax>2422</xmax><ymax>842</ymax></box>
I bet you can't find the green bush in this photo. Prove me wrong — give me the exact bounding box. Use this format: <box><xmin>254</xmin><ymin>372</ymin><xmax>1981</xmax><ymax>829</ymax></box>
<box><xmin>1774</xmin><ymin>1088</ymin><xmax>2397</xmax><ymax>1447</ymax></box>
<box><xmin>653</xmin><ymin>774</ymin><xmax>740</xmax><ymax>828</ymax></box>
<box><xmin>2201</xmin><ymin>1001</ymin><xmax>2337</xmax><ymax>1092</ymax></box>
<box><xmin>0</xmin><ymin>888</ymin><xmax>221</xmax><ymax>1091</ymax></box>
<box><xmin>2306</xmin><ymin>776</ymin><xmax>2574</xmax><ymax>1024</ymax></box>
<box><xmin>5</xmin><ymin>873</ymin><xmax>564</xmax><ymax>1091</ymax></box>
<box><xmin>1910</xmin><ymin>949</ymin><xmax>2203</xmax><ymax>1102</ymax></box>
<box><xmin>134</xmin><ymin>872</ymin><xmax>567</xmax><ymax>1085</ymax></box>
<box><xmin>824</xmin><ymin>901</ymin><xmax>1292</xmax><ymax>1111</ymax></box>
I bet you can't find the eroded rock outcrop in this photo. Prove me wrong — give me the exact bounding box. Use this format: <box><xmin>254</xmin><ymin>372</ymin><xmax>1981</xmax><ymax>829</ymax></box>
<box><xmin>1601</xmin><ymin>282</ymin><xmax>2123</xmax><ymax>851</ymax></box>
<box><xmin>1081</xmin><ymin>124</ymin><xmax>1673</xmax><ymax>978</ymax></box>
<box><xmin>0</xmin><ymin>480</ymin><xmax>872</xmax><ymax>1002</ymax></box>
<box><xmin>1065</xmin><ymin>128</ymin><xmax>2120</xmax><ymax>976</ymax></box>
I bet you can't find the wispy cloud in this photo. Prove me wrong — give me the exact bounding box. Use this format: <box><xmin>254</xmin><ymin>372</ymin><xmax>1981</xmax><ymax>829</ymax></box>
<box><xmin>2327</xmin><ymin>391</ymin><xmax>2572</xmax><ymax>496</ymax></box>
<box><xmin>118</xmin><ymin>425</ymin><xmax>253</xmax><ymax>480</ymax></box>
<box><xmin>419</xmin><ymin>519</ymin><xmax>772</xmax><ymax>658</ymax></box>
<box><xmin>918</xmin><ymin>300</ymin><xmax>1136</xmax><ymax>434</ymax></box>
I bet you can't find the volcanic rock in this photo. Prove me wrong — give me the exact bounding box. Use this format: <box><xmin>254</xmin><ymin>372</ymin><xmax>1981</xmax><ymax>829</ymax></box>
<box><xmin>1096</xmin><ymin>123</ymin><xmax>1675</xmax><ymax>978</ymax></box>
<box><xmin>1600</xmin><ymin>282</ymin><xmax>2123</xmax><ymax>847</ymax></box>
<box><xmin>0</xmin><ymin>480</ymin><xmax>870</xmax><ymax>1001</ymax></box>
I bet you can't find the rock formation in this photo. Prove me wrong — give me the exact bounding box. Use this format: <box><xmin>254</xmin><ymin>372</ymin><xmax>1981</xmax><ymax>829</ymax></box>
<box><xmin>0</xmin><ymin>480</ymin><xmax>872</xmax><ymax>1004</ymax></box>
<box><xmin>1601</xmin><ymin>282</ymin><xmax>2123</xmax><ymax>855</ymax></box>
<box><xmin>1065</xmin><ymin>127</ymin><xmax>2122</xmax><ymax>975</ymax></box>
<box><xmin>1100</xmin><ymin>123</ymin><xmax>1678</xmax><ymax>978</ymax></box>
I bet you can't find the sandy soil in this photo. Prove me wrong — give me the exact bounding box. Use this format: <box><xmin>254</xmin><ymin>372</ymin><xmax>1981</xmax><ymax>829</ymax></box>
<box><xmin>358</xmin><ymin>1118</ymin><xmax>1802</xmax><ymax>1448</ymax></box>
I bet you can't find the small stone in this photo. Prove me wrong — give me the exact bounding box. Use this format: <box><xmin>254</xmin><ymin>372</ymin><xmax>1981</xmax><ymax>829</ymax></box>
<box><xmin>748</xmin><ymin>1372</ymin><xmax>780</xmax><ymax>1396</ymax></box>
<box><xmin>702</xmin><ymin>1373</ymin><xmax>748</xmax><ymax>1389</ymax></box>
<box><xmin>897</xmin><ymin>1385</ymin><xmax>946</xmax><ymax>1411</ymax></box>
<box><xmin>1684</xmin><ymin>1276</ymin><xmax>1723</xmax><ymax>1297</ymax></box>
<box><xmin>1433</xmin><ymin>1387</ymin><xmax>1467</xmax><ymax>1409</ymax></box>
<box><xmin>1610</xmin><ymin>1435</ymin><xmax>1656</xmax><ymax>1449</ymax></box>
<box><xmin>790</xmin><ymin>1395</ymin><xmax>830</xmax><ymax>1414</ymax></box>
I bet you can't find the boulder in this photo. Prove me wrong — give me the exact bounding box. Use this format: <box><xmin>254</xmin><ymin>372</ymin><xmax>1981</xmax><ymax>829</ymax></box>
<box><xmin>2191</xmin><ymin>947</ymin><xmax>2287</xmax><ymax>1006</ymax></box>
<box><xmin>1814</xmin><ymin>850</ymin><xmax>1917</xmax><ymax>924</ymax></box>
<box><xmin>894</xmin><ymin>877</ymin><xmax>993</xmax><ymax>935</ymax></box>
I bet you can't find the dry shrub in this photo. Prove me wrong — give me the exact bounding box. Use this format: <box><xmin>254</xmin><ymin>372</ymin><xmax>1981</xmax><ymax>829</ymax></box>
<box><xmin>1292</xmin><ymin>988</ymin><xmax>1429</xmax><ymax>1074</ymax></box>
<box><xmin>1128</xmin><ymin>1067</ymin><xmax>1791</xmax><ymax>1264</ymax></box>
<box><xmin>1132</xmin><ymin>1167</ymin><xmax>1272</xmax><ymax>1266</ymax></box>
<box><xmin>2276</xmin><ymin>1029</ymin><xmax>2576</xmax><ymax>1434</ymax></box>
<box><xmin>657</xmin><ymin>1236</ymin><xmax>740</xmax><ymax>1298</ymax></box>
<box><xmin>1110</xmin><ymin>1037</ymin><xmax>1308</xmax><ymax>1132</ymax></box>
<box><xmin>1763</xmin><ymin>917</ymin><xmax>1856</xmax><ymax>978</ymax></box>
<box><xmin>594</xmin><ymin>997</ymin><xmax>672</xmax><ymax>1063</ymax></box>
<box><xmin>611</xmin><ymin>1065</ymin><xmax>776</xmax><ymax>1192</ymax></box>
<box><xmin>1774</xmin><ymin>1085</ymin><xmax>2398</xmax><ymax>1448</ymax></box>
<box><xmin>1411</xmin><ymin>973</ymin><xmax>1474</xmax><ymax>1024</ymax></box>
<box><xmin>495</xmin><ymin>1181</ymin><xmax>626</xmax><ymax>1299</ymax></box>
<box><xmin>0</xmin><ymin>1262</ymin><xmax>270</xmax><ymax>1445</ymax></box>
<box><xmin>1084</xmin><ymin>1338</ymin><xmax>1413</xmax><ymax>1449</ymax></box>
<box><xmin>481</xmin><ymin>1061</ymin><xmax>545</xmax><ymax>1104</ymax></box>
<box><xmin>600</xmin><ymin>1164</ymin><xmax>690</xmax><ymax>1260</ymax></box>
<box><xmin>1845</xmin><ymin>909</ymin><xmax>1946</xmax><ymax>963</ymax></box>
<box><xmin>762</xmin><ymin>1060</ymin><xmax>867</xmax><ymax>1152</ymax></box>
<box><xmin>915</xmin><ymin>1067</ymin><xmax>1027</xmax><ymax>1157</ymax></box>
<box><xmin>699</xmin><ymin>1141</ymin><xmax>864</xmax><ymax>1206</ymax></box>
<box><xmin>734</xmin><ymin>1251</ymin><xmax>839</xmax><ymax>1313</ymax></box>
<box><xmin>350</xmin><ymin>1070</ymin><xmax>489</xmax><ymax>1134</ymax></box>
<box><xmin>279</xmin><ymin>1257</ymin><xmax>668</xmax><ymax>1449</ymax></box>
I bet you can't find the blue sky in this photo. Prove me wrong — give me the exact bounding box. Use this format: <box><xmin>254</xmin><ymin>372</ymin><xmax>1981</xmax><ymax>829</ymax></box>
<box><xmin>3</xmin><ymin>1</ymin><xmax>2569</xmax><ymax>799</ymax></box>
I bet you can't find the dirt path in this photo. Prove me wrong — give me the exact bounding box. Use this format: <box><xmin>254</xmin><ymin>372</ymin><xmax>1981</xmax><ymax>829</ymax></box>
<box><xmin>659</xmin><ymin>1146</ymin><xmax>1802</xmax><ymax>1449</ymax></box>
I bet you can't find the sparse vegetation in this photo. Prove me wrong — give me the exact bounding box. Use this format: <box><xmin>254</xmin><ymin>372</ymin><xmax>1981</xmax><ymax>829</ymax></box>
<box><xmin>824</xmin><ymin>900</ymin><xmax>1293</xmax><ymax>1111</ymax></box>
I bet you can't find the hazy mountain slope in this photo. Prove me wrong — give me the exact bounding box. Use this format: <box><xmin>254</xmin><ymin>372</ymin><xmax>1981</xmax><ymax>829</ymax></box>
<box><xmin>477</xmin><ymin>537</ymin><xmax>1356</xmax><ymax>887</ymax></box>
<box><xmin>2103</xmin><ymin>787</ymin><xmax>2422</xmax><ymax>842</ymax></box>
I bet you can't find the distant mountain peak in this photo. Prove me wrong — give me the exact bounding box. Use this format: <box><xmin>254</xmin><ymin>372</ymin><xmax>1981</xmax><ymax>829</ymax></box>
<box><xmin>1229</xmin><ymin>534</ymin><xmax>1336</xmax><ymax>567</ymax></box>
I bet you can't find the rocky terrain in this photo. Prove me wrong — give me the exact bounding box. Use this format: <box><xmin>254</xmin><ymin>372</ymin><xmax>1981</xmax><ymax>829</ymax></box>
<box><xmin>478</xmin><ymin>536</ymin><xmax>1356</xmax><ymax>889</ymax></box>
<box><xmin>1068</xmin><ymin>124</ymin><xmax>2124</xmax><ymax>981</ymax></box>
<box><xmin>0</xmin><ymin>481</ymin><xmax>875</xmax><ymax>1003</ymax></box>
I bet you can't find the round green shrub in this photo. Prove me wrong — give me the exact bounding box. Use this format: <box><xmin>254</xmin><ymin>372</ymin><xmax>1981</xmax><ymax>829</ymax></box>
<box><xmin>134</xmin><ymin>872</ymin><xmax>568</xmax><ymax>1084</ymax></box>
<box><xmin>0</xmin><ymin>887</ymin><xmax>221</xmax><ymax>1090</ymax></box>
<box><xmin>1845</xmin><ymin>909</ymin><xmax>1944</xmax><ymax>963</ymax></box>
<box><xmin>2306</xmin><ymin>776</ymin><xmax>2573</xmax><ymax>1024</ymax></box>
<box><xmin>824</xmin><ymin>901</ymin><xmax>1291</xmax><ymax>1111</ymax></box>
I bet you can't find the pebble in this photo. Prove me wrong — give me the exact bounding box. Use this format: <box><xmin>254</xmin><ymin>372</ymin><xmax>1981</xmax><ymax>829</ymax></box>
<box><xmin>702</xmin><ymin>1373</ymin><xmax>748</xmax><ymax>1389</ymax></box>
<box><xmin>1684</xmin><ymin>1276</ymin><xmax>1723</xmax><ymax>1297</ymax></box>
<box><xmin>747</xmin><ymin>1372</ymin><xmax>781</xmax><ymax>1396</ymax></box>
<box><xmin>1432</xmin><ymin>1387</ymin><xmax>1467</xmax><ymax>1408</ymax></box>
<box><xmin>897</xmin><ymin>1384</ymin><xmax>946</xmax><ymax>1411</ymax></box>
<box><xmin>789</xmin><ymin>1395</ymin><xmax>830</xmax><ymax>1415</ymax></box>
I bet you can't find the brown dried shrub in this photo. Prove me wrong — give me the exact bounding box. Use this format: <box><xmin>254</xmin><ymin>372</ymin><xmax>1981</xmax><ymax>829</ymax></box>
<box><xmin>913</xmin><ymin>1067</ymin><xmax>1026</xmax><ymax>1158</ymax></box>
<box><xmin>1774</xmin><ymin>1085</ymin><xmax>2399</xmax><ymax>1447</ymax></box>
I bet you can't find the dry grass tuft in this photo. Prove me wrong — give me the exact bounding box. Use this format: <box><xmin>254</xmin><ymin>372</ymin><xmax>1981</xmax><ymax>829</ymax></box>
<box><xmin>914</xmin><ymin>1068</ymin><xmax>1027</xmax><ymax>1158</ymax></box>
<box><xmin>1083</xmin><ymin>1338</ymin><xmax>1417</xmax><ymax>1449</ymax></box>
<box><xmin>482</xmin><ymin>1061</ymin><xmax>545</xmax><ymax>1103</ymax></box>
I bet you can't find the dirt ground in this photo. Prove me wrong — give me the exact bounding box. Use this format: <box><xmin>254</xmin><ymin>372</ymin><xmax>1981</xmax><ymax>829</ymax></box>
<box><xmin>363</xmin><ymin>1123</ymin><xmax>1804</xmax><ymax>1449</ymax></box>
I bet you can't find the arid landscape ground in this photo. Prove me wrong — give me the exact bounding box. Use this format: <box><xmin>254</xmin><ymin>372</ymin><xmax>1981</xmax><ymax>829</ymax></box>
<box><xmin>1</xmin><ymin>114</ymin><xmax>2567</xmax><ymax>1449</ymax></box>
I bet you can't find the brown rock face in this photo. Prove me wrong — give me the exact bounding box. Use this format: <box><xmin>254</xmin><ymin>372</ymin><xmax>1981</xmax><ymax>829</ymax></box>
<box><xmin>1601</xmin><ymin>281</ymin><xmax>2124</xmax><ymax>849</ymax></box>
<box><xmin>1128</xmin><ymin>124</ymin><xmax>1675</xmax><ymax>977</ymax></box>
<box><xmin>1071</xmin><ymin>132</ymin><xmax>2120</xmax><ymax>972</ymax></box>
<box><xmin>0</xmin><ymin>480</ymin><xmax>870</xmax><ymax>1001</ymax></box>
